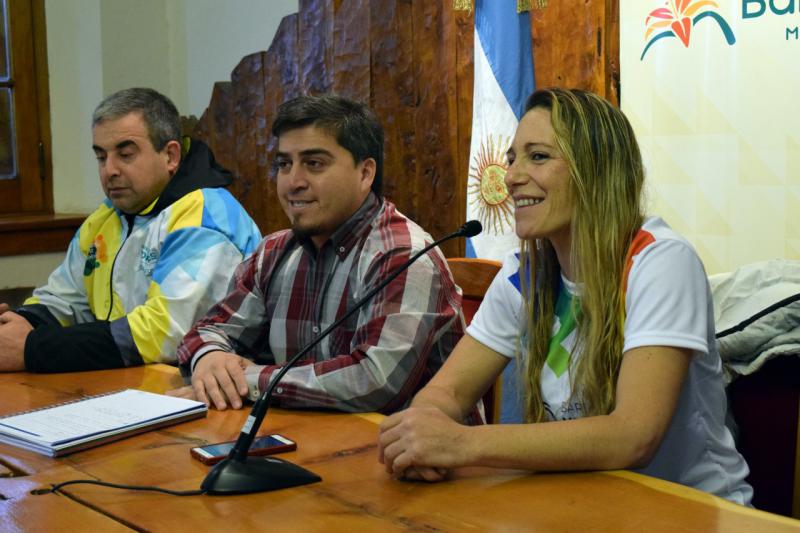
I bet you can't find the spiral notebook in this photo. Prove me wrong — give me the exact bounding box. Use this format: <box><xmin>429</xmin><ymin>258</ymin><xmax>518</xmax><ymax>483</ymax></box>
<box><xmin>0</xmin><ymin>389</ymin><xmax>207</xmax><ymax>457</ymax></box>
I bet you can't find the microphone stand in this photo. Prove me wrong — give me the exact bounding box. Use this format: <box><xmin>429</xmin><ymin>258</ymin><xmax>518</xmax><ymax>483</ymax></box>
<box><xmin>201</xmin><ymin>220</ymin><xmax>482</xmax><ymax>495</ymax></box>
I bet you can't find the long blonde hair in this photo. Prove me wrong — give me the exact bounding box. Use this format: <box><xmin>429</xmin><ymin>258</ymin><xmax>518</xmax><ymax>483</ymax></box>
<box><xmin>518</xmin><ymin>88</ymin><xmax>645</xmax><ymax>422</ymax></box>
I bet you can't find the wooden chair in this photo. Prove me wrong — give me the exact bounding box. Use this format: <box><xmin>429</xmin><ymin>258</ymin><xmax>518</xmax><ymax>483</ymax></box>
<box><xmin>447</xmin><ymin>258</ymin><xmax>502</xmax><ymax>423</ymax></box>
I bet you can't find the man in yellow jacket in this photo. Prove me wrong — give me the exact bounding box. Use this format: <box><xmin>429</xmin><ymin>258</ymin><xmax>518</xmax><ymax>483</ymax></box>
<box><xmin>0</xmin><ymin>87</ymin><xmax>261</xmax><ymax>372</ymax></box>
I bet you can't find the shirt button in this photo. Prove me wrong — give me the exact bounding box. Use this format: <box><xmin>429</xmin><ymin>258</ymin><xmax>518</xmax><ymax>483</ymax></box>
<box><xmin>276</xmin><ymin>387</ymin><xmax>284</xmax><ymax>394</ymax></box>
<box><xmin>338</xmin><ymin>246</ymin><xmax>345</xmax><ymax>253</ymax></box>
<box><xmin>312</xmin><ymin>326</ymin><xmax>320</xmax><ymax>333</ymax></box>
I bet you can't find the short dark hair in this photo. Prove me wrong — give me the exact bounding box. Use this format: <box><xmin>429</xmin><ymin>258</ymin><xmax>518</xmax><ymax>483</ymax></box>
<box><xmin>271</xmin><ymin>95</ymin><xmax>384</xmax><ymax>195</ymax></box>
<box><xmin>92</xmin><ymin>87</ymin><xmax>181</xmax><ymax>151</ymax></box>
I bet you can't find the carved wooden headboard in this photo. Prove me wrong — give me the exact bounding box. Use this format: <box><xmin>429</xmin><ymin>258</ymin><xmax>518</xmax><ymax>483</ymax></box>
<box><xmin>192</xmin><ymin>0</ymin><xmax>619</xmax><ymax>258</ymax></box>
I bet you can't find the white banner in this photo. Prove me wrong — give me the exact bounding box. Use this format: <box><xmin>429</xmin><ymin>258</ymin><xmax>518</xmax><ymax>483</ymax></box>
<box><xmin>621</xmin><ymin>0</ymin><xmax>800</xmax><ymax>274</ymax></box>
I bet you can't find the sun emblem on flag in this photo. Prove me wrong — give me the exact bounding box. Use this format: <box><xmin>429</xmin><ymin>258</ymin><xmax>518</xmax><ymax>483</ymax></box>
<box><xmin>468</xmin><ymin>134</ymin><xmax>514</xmax><ymax>235</ymax></box>
<box><xmin>640</xmin><ymin>0</ymin><xmax>735</xmax><ymax>60</ymax></box>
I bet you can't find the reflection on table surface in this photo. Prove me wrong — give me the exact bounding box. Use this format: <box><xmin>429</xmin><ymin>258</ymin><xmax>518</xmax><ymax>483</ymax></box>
<box><xmin>0</xmin><ymin>365</ymin><xmax>798</xmax><ymax>532</ymax></box>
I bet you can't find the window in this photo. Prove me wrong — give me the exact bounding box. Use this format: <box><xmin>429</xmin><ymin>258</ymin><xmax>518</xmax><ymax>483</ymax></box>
<box><xmin>0</xmin><ymin>0</ymin><xmax>51</xmax><ymax>215</ymax></box>
<box><xmin>0</xmin><ymin>0</ymin><xmax>82</xmax><ymax>257</ymax></box>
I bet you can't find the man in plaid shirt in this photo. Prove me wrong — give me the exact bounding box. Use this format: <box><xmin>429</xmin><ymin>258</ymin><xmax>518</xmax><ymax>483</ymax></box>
<box><xmin>172</xmin><ymin>95</ymin><xmax>464</xmax><ymax>414</ymax></box>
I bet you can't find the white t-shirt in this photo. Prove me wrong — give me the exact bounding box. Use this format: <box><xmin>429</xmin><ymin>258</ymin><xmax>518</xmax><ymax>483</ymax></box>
<box><xmin>467</xmin><ymin>216</ymin><xmax>753</xmax><ymax>505</ymax></box>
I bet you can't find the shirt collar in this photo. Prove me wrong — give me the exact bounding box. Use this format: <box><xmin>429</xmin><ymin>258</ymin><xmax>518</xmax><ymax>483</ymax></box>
<box><xmin>136</xmin><ymin>195</ymin><xmax>160</xmax><ymax>216</ymax></box>
<box><xmin>296</xmin><ymin>193</ymin><xmax>383</xmax><ymax>259</ymax></box>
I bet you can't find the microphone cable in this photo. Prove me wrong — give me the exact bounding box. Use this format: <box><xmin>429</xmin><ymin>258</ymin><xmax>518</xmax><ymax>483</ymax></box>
<box><xmin>33</xmin><ymin>478</ymin><xmax>206</xmax><ymax>496</ymax></box>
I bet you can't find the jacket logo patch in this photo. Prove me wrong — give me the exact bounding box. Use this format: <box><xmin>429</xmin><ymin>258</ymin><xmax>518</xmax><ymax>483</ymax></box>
<box><xmin>83</xmin><ymin>235</ymin><xmax>107</xmax><ymax>276</ymax></box>
<box><xmin>138</xmin><ymin>246</ymin><xmax>159</xmax><ymax>277</ymax></box>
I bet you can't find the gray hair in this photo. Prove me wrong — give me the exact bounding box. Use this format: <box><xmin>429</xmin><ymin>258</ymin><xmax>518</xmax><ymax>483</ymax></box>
<box><xmin>92</xmin><ymin>88</ymin><xmax>181</xmax><ymax>151</ymax></box>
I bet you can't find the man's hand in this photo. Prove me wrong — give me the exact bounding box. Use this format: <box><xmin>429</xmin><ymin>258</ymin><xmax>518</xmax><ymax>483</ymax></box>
<box><xmin>190</xmin><ymin>351</ymin><xmax>254</xmax><ymax>410</ymax></box>
<box><xmin>0</xmin><ymin>309</ymin><xmax>33</xmax><ymax>371</ymax></box>
<box><xmin>378</xmin><ymin>406</ymin><xmax>470</xmax><ymax>481</ymax></box>
<box><xmin>165</xmin><ymin>385</ymin><xmax>198</xmax><ymax>400</ymax></box>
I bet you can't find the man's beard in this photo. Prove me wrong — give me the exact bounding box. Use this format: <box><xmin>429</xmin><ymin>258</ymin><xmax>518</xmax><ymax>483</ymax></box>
<box><xmin>290</xmin><ymin>220</ymin><xmax>322</xmax><ymax>241</ymax></box>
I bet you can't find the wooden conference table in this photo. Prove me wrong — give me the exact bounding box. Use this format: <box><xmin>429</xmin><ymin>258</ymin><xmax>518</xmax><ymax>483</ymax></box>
<box><xmin>0</xmin><ymin>365</ymin><xmax>798</xmax><ymax>532</ymax></box>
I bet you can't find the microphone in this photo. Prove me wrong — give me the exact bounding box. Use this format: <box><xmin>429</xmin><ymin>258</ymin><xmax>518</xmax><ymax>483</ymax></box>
<box><xmin>458</xmin><ymin>219</ymin><xmax>482</xmax><ymax>239</ymax></box>
<box><xmin>201</xmin><ymin>220</ymin><xmax>483</xmax><ymax>495</ymax></box>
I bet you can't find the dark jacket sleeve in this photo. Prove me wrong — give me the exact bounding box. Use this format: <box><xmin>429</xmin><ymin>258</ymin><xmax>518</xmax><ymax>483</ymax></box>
<box><xmin>24</xmin><ymin>321</ymin><xmax>127</xmax><ymax>373</ymax></box>
<box><xmin>16</xmin><ymin>303</ymin><xmax>61</xmax><ymax>329</ymax></box>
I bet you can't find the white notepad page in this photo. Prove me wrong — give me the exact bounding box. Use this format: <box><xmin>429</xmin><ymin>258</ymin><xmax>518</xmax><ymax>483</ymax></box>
<box><xmin>0</xmin><ymin>389</ymin><xmax>205</xmax><ymax>445</ymax></box>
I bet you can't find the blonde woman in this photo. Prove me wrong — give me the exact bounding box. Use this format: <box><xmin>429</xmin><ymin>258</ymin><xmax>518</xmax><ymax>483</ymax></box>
<box><xmin>378</xmin><ymin>88</ymin><xmax>752</xmax><ymax>505</ymax></box>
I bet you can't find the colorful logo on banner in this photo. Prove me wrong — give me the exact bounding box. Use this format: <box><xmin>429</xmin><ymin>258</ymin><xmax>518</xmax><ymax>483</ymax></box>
<box><xmin>641</xmin><ymin>0</ymin><xmax>736</xmax><ymax>59</ymax></box>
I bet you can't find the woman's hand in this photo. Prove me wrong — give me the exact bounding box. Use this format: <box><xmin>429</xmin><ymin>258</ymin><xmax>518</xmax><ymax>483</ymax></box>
<box><xmin>378</xmin><ymin>406</ymin><xmax>471</xmax><ymax>480</ymax></box>
<box><xmin>398</xmin><ymin>466</ymin><xmax>449</xmax><ymax>483</ymax></box>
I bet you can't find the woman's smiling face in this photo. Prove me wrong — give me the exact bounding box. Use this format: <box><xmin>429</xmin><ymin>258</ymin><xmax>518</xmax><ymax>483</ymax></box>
<box><xmin>505</xmin><ymin>107</ymin><xmax>573</xmax><ymax>246</ymax></box>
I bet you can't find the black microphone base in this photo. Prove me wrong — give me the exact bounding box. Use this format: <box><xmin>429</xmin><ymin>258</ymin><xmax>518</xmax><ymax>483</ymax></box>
<box><xmin>201</xmin><ymin>456</ymin><xmax>321</xmax><ymax>495</ymax></box>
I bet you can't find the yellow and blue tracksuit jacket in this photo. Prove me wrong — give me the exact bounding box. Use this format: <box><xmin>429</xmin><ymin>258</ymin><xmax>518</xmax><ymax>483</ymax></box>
<box><xmin>18</xmin><ymin>139</ymin><xmax>262</xmax><ymax>372</ymax></box>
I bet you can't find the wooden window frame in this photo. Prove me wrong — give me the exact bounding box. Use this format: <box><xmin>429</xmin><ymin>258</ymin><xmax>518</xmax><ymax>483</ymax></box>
<box><xmin>0</xmin><ymin>0</ymin><xmax>82</xmax><ymax>256</ymax></box>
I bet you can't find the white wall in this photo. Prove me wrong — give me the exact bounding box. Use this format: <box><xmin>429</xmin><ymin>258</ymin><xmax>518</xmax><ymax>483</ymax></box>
<box><xmin>181</xmin><ymin>0</ymin><xmax>298</xmax><ymax>117</ymax></box>
<box><xmin>100</xmin><ymin>0</ymin><xmax>173</xmax><ymax>101</ymax></box>
<box><xmin>3</xmin><ymin>0</ymin><xmax>297</xmax><ymax>289</ymax></box>
<box><xmin>46</xmin><ymin>0</ymin><xmax>105</xmax><ymax>215</ymax></box>
<box><xmin>0</xmin><ymin>253</ymin><xmax>63</xmax><ymax>289</ymax></box>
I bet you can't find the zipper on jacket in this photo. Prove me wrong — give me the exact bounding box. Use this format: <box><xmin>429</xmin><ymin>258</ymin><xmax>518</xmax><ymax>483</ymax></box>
<box><xmin>105</xmin><ymin>214</ymin><xmax>136</xmax><ymax>321</ymax></box>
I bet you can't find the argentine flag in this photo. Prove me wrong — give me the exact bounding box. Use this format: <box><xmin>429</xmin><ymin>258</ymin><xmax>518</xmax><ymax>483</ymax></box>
<box><xmin>465</xmin><ymin>1</ymin><xmax>535</xmax><ymax>261</ymax></box>
<box><xmin>466</xmin><ymin>1</ymin><xmax>534</xmax><ymax>423</ymax></box>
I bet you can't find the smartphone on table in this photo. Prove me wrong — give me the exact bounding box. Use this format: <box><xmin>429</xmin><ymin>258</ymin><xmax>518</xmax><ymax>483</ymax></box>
<box><xmin>190</xmin><ymin>434</ymin><xmax>297</xmax><ymax>465</ymax></box>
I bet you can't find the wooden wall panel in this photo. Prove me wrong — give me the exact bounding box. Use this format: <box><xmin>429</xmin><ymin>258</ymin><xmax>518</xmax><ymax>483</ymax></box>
<box><xmin>194</xmin><ymin>86</ymin><xmax>236</xmax><ymax>205</ymax></box>
<box><xmin>262</xmin><ymin>15</ymin><xmax>302</xmax><ymax>144</ymax></box>
<box><xmin>192</xmin><ymin>2</ymin><xmax>620</xmax><ymax>253</ymax></box>
<box><xmin>454</xmin><ymin>6</ymin><xmax>474</xmax><ymax>249</ymax></box>
<box><xmin>605</xmin><ymin>0</ymin><xmax>621</xmax><ymax>105</ymax></box>
<box><xmin>298</xmin><ymin>0</ymin><xmax>334</xmax><ymax>95</ymax></box>
<box><xmin>260</xmin><ymin>15</ymin><xmax>301</xmax><ymax>232</ymax></box>
<box><xmin>231</xmin><ymin>52</ymin><xmax>267</xmax><ymax>225</ymax></box>
<box><xmin>332</xmin><ymin>0</ymin><xmax>370</xmax><ymax>102</ymax></box>
<box><xmin>370</xmin><ymin>0</ymin><xmax>416</xmax><ymax>228</ymax></box>
<box><xmin>409</xmin><ymin>1</ymin><xmax>462</xmax><ymax>256</ymax></box>
<box><xmin>531</xmin><ymin>0</ymin><xmax>618</xmax><ymax>106</ymax></box>
<box><xmin>193</xmin><ymin>0</ymin><xmax>468</xmax><ymax>252</ymax></box>
<box><xmin>195</xmin><ymin>82</ymin><xmax>235</xmax><ymax>180</ymax></box>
